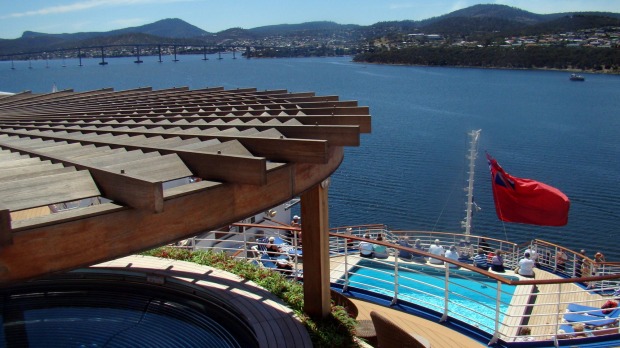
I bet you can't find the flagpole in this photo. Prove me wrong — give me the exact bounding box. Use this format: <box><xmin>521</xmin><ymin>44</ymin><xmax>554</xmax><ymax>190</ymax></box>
<box><xmin>462</xmin><ymin>129</ymin><xmax>481</xmax><ymax>241</ymax></box>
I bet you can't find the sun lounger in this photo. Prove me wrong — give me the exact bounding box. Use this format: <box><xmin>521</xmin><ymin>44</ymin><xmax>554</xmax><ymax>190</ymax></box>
<box><xmin>563</xmin><ymin>312</ymin><xmax>618</xmax><ymax>327</ymax></box>
<box><xmin>567</xmin><ymin>303</ymin><xmax>620</xmax><ymax>317</ymax></box>
<box><xmin>259</xmin><ymin>254</ymin><xmax>277</xmax><ymax>269</ymax></box>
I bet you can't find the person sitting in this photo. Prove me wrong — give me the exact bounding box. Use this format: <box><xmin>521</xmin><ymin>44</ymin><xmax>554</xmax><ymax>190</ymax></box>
<box><xmin>373</xmin><ymin>233</ymin><xmax>388</xmax><ymax>259</ymax></box>
<box><xmin>276</xmin><ymin>258</ymin><xmax>294</xmax><ymax>273</ymax></box>
<box><xmin>428</xmin><ymin>239</ymin><xmax>445</xmax><ymax>265</ymax></box>
<box><xmin>601</xmin><ymin>299</ymin><xmax>618</xmax><ymax>314</ymax></box>
<box><xmin>412</xmin><ymin>239</ymin><xmax>427</xmax><ymax>263</ymax></box>
<box><xmin>473</xmin><ymin>248</ymin><xmax>488</xmax><ymax>270</ymax></box>
<box><xmin>396</xmin><ymin>236</ymin><xmax>413</xmax><ymax>260</ymax></box>
<box><xmin>490</xmin><ymin>250</ymin><xmax>505</xmax><ymax>273</ymax></box>
<box><xmin>517</xmin><ymin>252</ymin><xmax>535</xmax><ymax>278</ymax></box>
<box><xmin>266</xmin><ymin>237</ymin><xmax>281</xmax><ymax>258</ymax></box>
<box><xmin>345</xmin><ymin>227</ymin><xmax>355</xmax><ymax>247</ymax></box>
<box><xmin>571</xmin><ymin>323</ymin><xmax>589</xmax><ymax>338</ymax></box>
<box><xmin>524</xmin><ymin>246</ymin><xmax>539</xmax><ymax>267</ymax></box>
<box><xmin>359</xmin><ymin>234</ymin><xmax>374</xmax><ymax>258</ymax></box>
<box><xmin>516</xmin><ymin>326</ymin><xmax>534</xmax><ymax>342</ymax></box>
<box><xmin>444</xmin><ymin>245</ymin><xmax>460</xmax><ymax>269</ymax></box>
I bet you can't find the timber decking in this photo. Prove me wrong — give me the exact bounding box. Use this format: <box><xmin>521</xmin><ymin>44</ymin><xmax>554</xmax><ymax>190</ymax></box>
<box><xmin>351</xmin><ymin>298</ymin><xmax>485</xmax><ymax>347</ymax></box>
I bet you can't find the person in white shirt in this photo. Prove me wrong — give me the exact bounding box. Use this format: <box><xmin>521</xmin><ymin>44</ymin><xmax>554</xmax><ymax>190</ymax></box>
<box><xmin>524</xmin><ymin>247</ymin><xmax>539</xmax><ymax>267</ymax></box>
<box><xmin>359</xmin><ymin>234</ymin><xmax>374</xmax><ymax>258</ymax></box>
<box><xmin>428</xmin><ymin>239</ymin><xmax>445</xmax><ymax>264</ymax></box>
<box><xmin>444</xmin><ymin>245</ymin><xmax>460</xmax><ymax>268</ymax></box>
<box><xmin>518</xmin><ymin>252</ymin><xmax>535</xmax><ymax>278</ymax></box>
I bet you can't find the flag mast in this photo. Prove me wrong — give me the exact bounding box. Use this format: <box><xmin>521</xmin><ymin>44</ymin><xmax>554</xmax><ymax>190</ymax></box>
<box><xmin>462</xmin><ymin>129</ymin><xmax>481</xmax><ymax>241</ymax></box>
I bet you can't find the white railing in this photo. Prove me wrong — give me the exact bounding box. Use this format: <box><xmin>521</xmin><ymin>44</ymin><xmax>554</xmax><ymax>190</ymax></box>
<box><xmin>327</xmin><ymin>229</ymin><xmax>620</xmax><ymax>346</ymax></box>
<box><xmin>169</xmin><ymin>224</ymin><xmax>620</xmax><ymax>346</ymax></box>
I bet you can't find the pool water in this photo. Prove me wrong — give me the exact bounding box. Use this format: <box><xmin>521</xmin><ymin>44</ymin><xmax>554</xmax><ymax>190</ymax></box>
<box><xmin>345</xmin><ymin>260</ymin><xmax>517</xmax><ymax>333</ymax></box>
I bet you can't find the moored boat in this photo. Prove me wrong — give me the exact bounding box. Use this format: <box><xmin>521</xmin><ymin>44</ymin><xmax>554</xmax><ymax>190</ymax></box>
<box><xmin>570</xmin><ymin>73</ymin><xmax>585</xmax><ymax>81</ymax></box>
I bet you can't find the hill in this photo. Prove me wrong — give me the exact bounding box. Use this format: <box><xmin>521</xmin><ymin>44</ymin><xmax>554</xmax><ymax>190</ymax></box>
<box><xmin>2</xmin><ymin>4</ymin><xmax>620</xmax><ymax>57</ymax></box>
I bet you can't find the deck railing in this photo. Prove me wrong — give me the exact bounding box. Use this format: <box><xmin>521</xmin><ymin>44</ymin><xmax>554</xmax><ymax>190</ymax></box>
<box><xmin>328</xmin><ymin>228</ymin><xmax>620</xmax><ymax>346</ymax></box>
<box><xmin>169</xmin><ymin>224</ymin><xmax>620</xmax><ymax>346</ymax></box>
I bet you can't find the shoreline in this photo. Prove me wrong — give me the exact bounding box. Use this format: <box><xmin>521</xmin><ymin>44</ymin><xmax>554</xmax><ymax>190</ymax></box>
<box><xmin>353</xmin><ymin>60</ymin><xmax>620</xmax><ymax>75</ymax></box>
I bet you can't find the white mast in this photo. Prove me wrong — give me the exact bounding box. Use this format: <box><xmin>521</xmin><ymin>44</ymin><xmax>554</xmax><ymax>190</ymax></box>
<box><xmin>462</xmin><ymin>129</ymin><xmax>481</xmax><ymax>241</ymax></box>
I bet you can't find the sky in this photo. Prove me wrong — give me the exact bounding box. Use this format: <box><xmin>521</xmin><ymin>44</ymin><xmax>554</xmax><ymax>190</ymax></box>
<box><xmin>1</xmin><ymin>0</ymin><xmax>620</xmax><ymax>40</ymax></box>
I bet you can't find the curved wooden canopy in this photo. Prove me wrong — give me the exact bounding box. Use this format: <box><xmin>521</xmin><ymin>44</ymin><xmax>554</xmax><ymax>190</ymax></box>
<box><xmin>0</xmin><ymin>86</ymin><xmax>370</xmax><ymax>285</ymax></box>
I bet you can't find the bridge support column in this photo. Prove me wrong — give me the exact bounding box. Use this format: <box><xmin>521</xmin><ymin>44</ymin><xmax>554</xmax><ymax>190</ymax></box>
<box><xmin>301</xmin><ymin>180</ymin><xmax>331</xmax><ymax>319</ymax></box>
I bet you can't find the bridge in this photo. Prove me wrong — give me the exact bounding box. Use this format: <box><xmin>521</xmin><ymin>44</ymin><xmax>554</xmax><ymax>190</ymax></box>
<box><xmin>1</xmin><ymin>43</ymin><xmax>290</xmax><ymax>67</ymax></box>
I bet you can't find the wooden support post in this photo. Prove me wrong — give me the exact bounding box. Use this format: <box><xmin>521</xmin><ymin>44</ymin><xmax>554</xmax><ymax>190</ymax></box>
<box><xmin>0</xmin><ymin>209</ymin><xmax>12</xmax><ymax>246</ymax></box>
<box><xmin>301</xmin><ymin>180</ymin><xmax>331</xmax><ymax>319</ymax></box>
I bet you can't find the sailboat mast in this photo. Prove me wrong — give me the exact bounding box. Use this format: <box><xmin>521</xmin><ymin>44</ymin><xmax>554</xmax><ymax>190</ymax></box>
<box><xmin>463</xmin><ymin>129</ymin><xmax>481</xmax><ymax>241</ymax></box>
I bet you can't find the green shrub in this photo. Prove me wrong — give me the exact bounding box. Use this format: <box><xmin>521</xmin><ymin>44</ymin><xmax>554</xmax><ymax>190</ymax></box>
<box><xmin>142</xmin><ymin>247</ymin><xmax>359</xmax><ymax>347</ymax></box>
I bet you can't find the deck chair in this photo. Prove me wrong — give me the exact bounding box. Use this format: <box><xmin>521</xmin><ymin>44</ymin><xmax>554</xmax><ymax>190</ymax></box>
<box><xmin>370</xmin><ymin>311</ymin><xmax>431</xmax><ymax>348</ymax></box>
<box><xmin>567</xmin><ymin>303</ymin><xmax>620</xmax><ymax>318</ymax></box>
<box><xmin>563</xmin><ymin>312</ymin><xmax>618</xmax><ymax>327</ymax></box>
<box><xmin>259</xmin><ymin>254</ymin><xmax>277</xmax><ymax>269</ymax></box>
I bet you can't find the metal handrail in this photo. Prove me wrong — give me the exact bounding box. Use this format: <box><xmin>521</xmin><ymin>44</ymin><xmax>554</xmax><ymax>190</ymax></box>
<box><xmin>169</xmin><ymin>225</ymin><xmax>620</xmax><ymax>344</ymax></box>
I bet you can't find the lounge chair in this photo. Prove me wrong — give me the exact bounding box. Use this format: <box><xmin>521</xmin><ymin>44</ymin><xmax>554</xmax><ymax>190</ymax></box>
<box><xmin>567</xmin><ymin>303</ymin><xmax>620</xmax><ymax>318</ymax></box>
<box><xmin>259</xmin><ymin>254</ymin><xmax>277</xmax><ymax>269</ymax></box>
<box><xmin>563</xmin><ymin>312</ymin><xmax>618</xmax><ymax>327</ymax></box>
<box><xmin>370</xmin><ymin>311</ymin><xmax>431</xmax><ymax>348</ymax></box>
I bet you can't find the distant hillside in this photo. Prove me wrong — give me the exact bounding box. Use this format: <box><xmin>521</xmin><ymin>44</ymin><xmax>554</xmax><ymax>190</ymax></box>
<box><xmin>2</xmin><ymin>4</ymin><xmax>620</xmax><ymax>56</ymax></box>
<box><xmin>21</xmin><ymin>18</ymin><xmax>208</xmax><ymax>41</ymax></box>
<box><xmin>249</xmin><ymin>21</ymin><xmax>360</xmax><ymax>36</ymax></box>
<box><xmin>523</xmin><ymin>14</ymin><xmax>620</xmax><ymax>35</ymax></box>
<box><xmin>420</xmin><ymin>4</ymin><xmax>545</xmax><ymax>25</ymax></box>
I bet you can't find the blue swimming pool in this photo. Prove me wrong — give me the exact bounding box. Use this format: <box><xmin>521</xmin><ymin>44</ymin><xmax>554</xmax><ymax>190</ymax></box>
<box><xmin>343</xmin><ymin>260</ymin><xmax>517</xmax><ymax>333</ymax></box>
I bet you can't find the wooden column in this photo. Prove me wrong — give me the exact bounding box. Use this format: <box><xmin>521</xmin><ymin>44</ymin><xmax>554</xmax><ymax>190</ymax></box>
<box><xmin>301</xmin><ymin>180</ymin><xmax>331</xmax><ymax>319</ymax></box>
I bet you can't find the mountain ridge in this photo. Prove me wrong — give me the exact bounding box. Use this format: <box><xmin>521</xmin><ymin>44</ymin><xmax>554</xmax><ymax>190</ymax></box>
<box><xmin>2</xmin><ymin>4</ymin><xmax>620</xmax><ymax>56</ymax></box>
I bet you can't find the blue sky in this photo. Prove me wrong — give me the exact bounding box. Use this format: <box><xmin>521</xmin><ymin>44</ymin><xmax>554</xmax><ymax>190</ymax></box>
<box><xmin>1</xmin><ymin>0</ymin><xmax>619</xmax><ymax>39</ymax></box>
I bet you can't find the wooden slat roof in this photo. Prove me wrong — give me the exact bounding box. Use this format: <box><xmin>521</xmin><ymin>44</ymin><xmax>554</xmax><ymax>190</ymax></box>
<box><xmin>0</xmin><ymin>87</ymin><xmax>370</xmax><ymax>285</ymax></box>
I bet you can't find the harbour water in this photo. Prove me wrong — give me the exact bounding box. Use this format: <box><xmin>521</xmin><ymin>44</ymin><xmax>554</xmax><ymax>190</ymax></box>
<box><xmin>1</xmin><ymin>55</ymin><xmax>619</xmax><ymax>260</ymax></box>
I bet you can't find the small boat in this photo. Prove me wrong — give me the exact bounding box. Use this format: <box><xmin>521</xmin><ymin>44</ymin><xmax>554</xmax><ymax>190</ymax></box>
<box><xmin>570</xmin><ymin>73</ymin><xmax>585</xmax><ymax>81</ymax></box>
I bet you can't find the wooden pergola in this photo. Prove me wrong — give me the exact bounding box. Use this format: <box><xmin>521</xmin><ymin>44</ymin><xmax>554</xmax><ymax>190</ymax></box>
<box><xmin>0</xmin><ymin>86</ymin><xmax>370</xmax><ymax>317</ymax></box>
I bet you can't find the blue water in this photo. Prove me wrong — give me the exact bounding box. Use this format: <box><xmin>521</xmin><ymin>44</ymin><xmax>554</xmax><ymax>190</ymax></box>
<box><xmin>346</xmin><ymin>260</ymin><xmax>516</xmax><ymax>332</ymax></box>
<box><xmin>2</xmin><ymin>55</ymin><xmax>620</xmax><ymax>259</ymax></box>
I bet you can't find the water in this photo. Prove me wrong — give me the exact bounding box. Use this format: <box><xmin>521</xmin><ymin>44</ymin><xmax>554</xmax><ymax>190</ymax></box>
<box><xmin>2</xmin><ymin>55</ymin><xmax>620</xmax><ymax>259</ymax></box>
<box><xmin>346</xmin><ymin>260</ymin><xmax>517</xmax><ymax>333</ymax></box>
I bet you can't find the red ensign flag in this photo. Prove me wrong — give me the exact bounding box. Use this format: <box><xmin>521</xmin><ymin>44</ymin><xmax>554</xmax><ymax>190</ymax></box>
<box><xmin>486</xmin><ymin>153</ymin><xmax>570</xmax><ymax>226</ymax></box>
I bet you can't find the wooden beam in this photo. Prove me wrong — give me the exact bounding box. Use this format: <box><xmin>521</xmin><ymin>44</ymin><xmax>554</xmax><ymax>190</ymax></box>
<box><xmin>0</xmin><ymin>129</ymin><xmax>267</xmax><ymax>185</ymax></box>
<box><xmin>0</xmin><ymin>142</ymin><xmax>165</xmax><ymax>213</ymax></box>
<box><xmin>0</xmin><ymin>144</ymin><xmax>343</xmax><ymax>285</ymax></box>
<box><xmin>0</xmin><ymin>170</ymin><xmax>100</xmax><ymax>211</ymax></box>
<box><xmin>301</xmin><ymin>182</ymin><xmax>331</xmax><ymax>319</ymax></box>
<box><xmin>0</xmin><ymin>208</ymin><xmax>11</xmax><ymax>246</ymax></box>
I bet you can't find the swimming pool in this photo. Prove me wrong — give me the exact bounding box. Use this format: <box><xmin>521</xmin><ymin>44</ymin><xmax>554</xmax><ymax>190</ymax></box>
<box><xmin>342</xmin><ymin>259</ymin><xmax>517</xmax><ymax>333</ymax></box>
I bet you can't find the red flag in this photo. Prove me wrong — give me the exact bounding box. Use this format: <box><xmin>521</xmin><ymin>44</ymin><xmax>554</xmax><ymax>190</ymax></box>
<box><xmin>486</xmin><ymin>153</ymin><xmax>570</xmax><ymax>226</ymax></box>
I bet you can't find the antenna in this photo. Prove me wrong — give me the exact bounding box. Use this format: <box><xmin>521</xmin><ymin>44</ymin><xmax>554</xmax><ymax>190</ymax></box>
<box><xmin>462</xmin><ymin>129</ymin><xmax>481</xmax><ymax>241</ymax></box>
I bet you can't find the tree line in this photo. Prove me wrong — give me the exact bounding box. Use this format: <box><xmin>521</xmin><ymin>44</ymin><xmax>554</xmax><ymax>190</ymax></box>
<box><xmin>352</xmin><ymin>46</ymin><xmax>620</xmax><ymax>72</ymax></box>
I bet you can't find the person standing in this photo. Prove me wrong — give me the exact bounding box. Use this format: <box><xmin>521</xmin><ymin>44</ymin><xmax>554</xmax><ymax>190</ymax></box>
<box><xmin>556</xmin><ymin>248</ymin><xmax>568</xmax><ymax>272</ymax></box>
<box><xmin>575</xmin><ymin>249</ymin><xmax>586</xmax><ymax>278</ymax></box>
